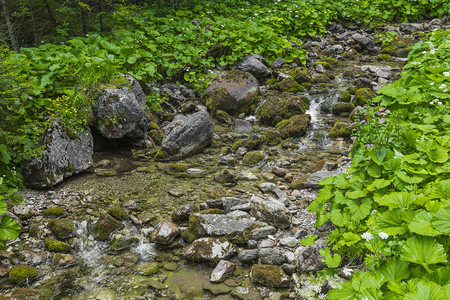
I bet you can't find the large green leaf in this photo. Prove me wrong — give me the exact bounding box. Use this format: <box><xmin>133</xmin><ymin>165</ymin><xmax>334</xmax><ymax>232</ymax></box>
<box><xmin>408</xmin><ymin>211</ymin><xmax>441</xmax><ymax>236</ymax></box>
<box><xmin>371</xmin><ymin>147</ymin><xmax>388</xmax><ymax>165</ymax></box>
<box><xmin>401</xmin><ymin>236</ymin><xmax>447</xmax><ymax>272</ymax></box>
<box><xmin>376</xmin><ymin>209</ymin><xmax>408</xmax><ymax>235</ymax></box>
<box><xmin>328</xmin><ymin>281</ymin><xmax>357</xmax><ymax>299</ymax></box>
<box><xmin>367</xmin><ymin>178</ymin><xmax>392</xmax><ymax>191</ymax></box>
<box><xmin>0</xmin><ymin>201</ymin><xmax>7</xmax><ymax>215</ymax></box>
<box><xmin>379</xmin><ymin>257</ymin><xmax>410</xmax><ymax>281</ymax></box>
<box><xmin>396</xmin><ymin>171</ymin><xmax>424</xmax><ymax>184</ymax></box>
<box><xmin>346</xmin><ymin>190</ymin><xmax>367</xmax><ymax>199</ymax></box>
<box><xmin>428</xmin><ymin>147</ymin><xmax>448</xmax><ymax>164</ymax></box>
<box><xmin>404</xmin><ymin>281</ymin><xmax>446</xmax><ymax>300</ymax></box>
<box><xmin>0</xmin><ymin>215</ymin><xmax>21</xmax><ymax>241</ymax></box>
<box><xmin>377</xmin><ymin>192</ymin><xmax>417</xmax><ymax>209</ymax></box>
<box><xmin>348</xmin><ymin>198</ymin><xmax>372</xmax><ymax>221</ymax></box>
<box><xmin>432</xmin><ymin>208</ymin><xmax>450</xmax><ymax>235</ymax></box>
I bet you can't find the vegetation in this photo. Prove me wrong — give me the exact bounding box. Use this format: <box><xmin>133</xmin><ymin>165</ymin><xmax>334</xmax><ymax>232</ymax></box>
<box><xmin>309</xmin><ymin>29</ymin><xmax>450</xmax><ymax>299</ymax></box>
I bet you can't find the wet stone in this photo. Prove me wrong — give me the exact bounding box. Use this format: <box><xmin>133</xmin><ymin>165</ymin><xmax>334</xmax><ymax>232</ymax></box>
<box><xmin>251</xmin><ymin>264</ymin><xmax>289</xmax><ymax>288</ymax></box>
<box><xmin>14</xmin><ymin>205</ymin><xmax>33</xmax><ymax>220</ymax></box>
<box><xmin>259</xmin><ymin>248</ymin><xmax>285</xmax><ymax>265</ymax></box>
<box><xmin>250</xmin><ymin>195</ymin><xmax>291</xmax><ymax>229</ymax></box>
<box><xmin>90</xmin><ymin>214</ymin><xmax>123</xmax><ymax>241</ymax></box>
<box><xmin>196</xmin><ymin>213</ymin><xmax>266</xmax><ymax>236</ymax></box>
<box><xmin>172</xmin><ymin>204</ymin><xmax>194</xmax><ymax>222</ymax></box>
<box><xmin>238</xmin><ymin>249</ymin><xmax>259</xmax><ymax>263</ymax></box>
<box><xmin>152</xmin><ymin>220</ymin><xmax>179</xmax><ymax>245</ymax></box>
<box><xmin>234</xmin><ymin>119</ymin><xmax>253</xmax><ymax>133</ymax></box>
<box><xmin>248</xmin><ymin>225</ymin><xmax>277</xmax><ymax>240</ymax></box>
<box><xmin>182</xmin><ymin>237</ymin><xmax>236</xmax><ymax>263</ymax></box>
<box><xmin>279</xmin><ymin>237</ymin><xmax>298</xmax><ymax>248</ymax></box>
<box><xmin>281</xmin><ymin>263</ymin><xmax>296</xmax><ymax>275</ymax></box>
<box><xmin>210</xmin><ymin>260</ymin><xmax>236</xmax><ymax>282</ymax></box>
<box><xmin>10</xmin><ymin>250</ymin><xmax>43</xmax><ymax>266</ymax></box>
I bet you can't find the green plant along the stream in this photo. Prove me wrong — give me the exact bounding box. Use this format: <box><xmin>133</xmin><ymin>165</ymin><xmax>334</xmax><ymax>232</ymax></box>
<box><xmin>309</xmin><ymin>29</ymin><xmax>450</xmax><ymax>299</ymax></box>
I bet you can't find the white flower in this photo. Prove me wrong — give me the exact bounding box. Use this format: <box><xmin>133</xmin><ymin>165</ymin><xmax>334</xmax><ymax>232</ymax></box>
<box><xmin>422</xmin><ymin>51</ymin><xmax>427</xmax><ymax>54</ymax></box>
<box><xmin>430</xmin><ymin>49</ymin><xmax>436</xmax><ymax>54</ymax></box>
<box><xmin>439</xmin><ymin>84</ymin><xmax>447</xmax><ymax>89</ymax></box>
<box><xmin>437</xmin><ymin>101</ymin><xmax>442</xmax><ymax>105</ymax></box>
<box><xmin>361</xmin><ymin>232</ymin><xmax>373</xmax><ymax>241</ymax></box>
<box><xmin>444</xmin><ymin>72</ymin><xmax>450</xmax><ymax>77</ymax></box>
<box><xmin>342</xmin><ymin>268</ymin><xmax>353</xmax><ymax>276</ymax></box>
<box><xmin>430</xmin><ymin>82</ymin><xmax>435</xmax><ymax>85</ymax></box>
<box><xmin>379</xmin><ymin>232</ymin><xmax>389</xmax><ymax>239</ymax></box>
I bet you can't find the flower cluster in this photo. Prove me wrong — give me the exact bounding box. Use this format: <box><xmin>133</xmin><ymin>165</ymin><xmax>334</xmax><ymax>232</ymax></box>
<box><xmin>430</xmin><ymin>99</ymin><xmax>443</xmax><ymax>105</ymax></box>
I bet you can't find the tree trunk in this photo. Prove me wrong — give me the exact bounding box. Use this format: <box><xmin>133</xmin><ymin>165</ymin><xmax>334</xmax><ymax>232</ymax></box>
<box><xmin>43</xmin><ymin>0</ymin><xmax>58</xmax><ymax>27</ymax></box>
<box><xmin>1</xmin><ymin>0</ymin><xmax>19</xmax><ymax>51</ymax></box>
<box><xmin>80</xmin><ymin>5</ymin><xmax>87</xmax><ymax>36</ymax></box>
<box><xmin>28</xmin><ymin>0</ymin><xmax>38</xmax><ymax>45</ymax></box>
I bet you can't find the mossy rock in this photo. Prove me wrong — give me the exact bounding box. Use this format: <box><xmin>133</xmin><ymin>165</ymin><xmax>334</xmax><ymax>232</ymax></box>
<box><xmin>148</xmin><ymin>121</ymin><xmax>160</xmax><ymax>130</ymax></box>
<box><xmin>381</xmin><ymin>36</ymin><xmax>416</xmax><ymax>58</ymax></box>
<box><xmin>231</xmin><ymin>140</ymin><xmax>243</xmax><ymax>152</ymax></box>
<box><xmin>257</xmin><ymin>94</ymin><xmax>309</xmax><ymax>127</ymax></box>
<box><xmin>149</xmin><ymin>129</ymin><xmax>164</xmax><ymax>145</ymax></box>
<box><xmin>321</xmin><ymin>57</ymin><xmax>339</xmax><ymax>67</ymax></box>
<box><xmin>263</xmin><ymin>130</ymin><xmax>281</xmax><ymax>146</ymax></box>
<box><xmin>290</xmin><ymin>176</ymin><xmax>307</xmax><ymax>189</ymax></box>
<box><xmin>181</xmin><ymin>215</ymin><xmax>199</xmax><ymax>243</ymax></box>
<box><xmin>251</xmin><ymin>264</ymin><xmax>289</xmax><ymax>288</ymax></box>
<box><xmin>275</xmin><ymin>78</ymin><xmax>305</xmax><ymax>93</ymax></box>
<box><xmin>315</xmin><ymin>61</ymin><xmax>331</xmax><ymax>69</ymax></box>
<box><xmin>48</xmin><ymin>218</ymin><xmax>74</xmax><ymax>240</ymax></box>
<box><xmin>8</xmin><ymin>265</ymin><xmax>39</xmax><ymax>285</ymax></box>
<box><xmin>242</xmin><ymin>151</ymin><xmax>264</xmax><ymax>166</ymax></box>
<box><xmin>339</xmin><ymin>91</ymin><xmax>352</xmax><ymax>103</ymax></box>
<box><xmin>287</xmin><ymin>68</ymin><xmax>312</xmax><ymax>83</ymax></box>
<box><xmin>331</xmin><ymin>102</ymin><xmax>355</xmax><ymax>116</ymax></box>
<box><xmin>109</xmin><ymin>236</ymin><xmax>138</xmax><ymax>251</ymax></box>
<box><xmin>199</xmin><ymin>208</ymin><xmax>225</xmax><ymax>214</ymax></box>
<box><xmin>313</xmin><ymin>73</ymin><xmax>330</xmax><ymax>83</ymax></box>
<box><xmin>163</xmin><ymin>262</ymin><xmax>178</xmax><ymax>271</ymax></box>
<box><xmin>376</xmin><ymin>53</ymin><xmax>393</xmax><ymax>61</ymax></box>
<box><xmin>108</xmin><ymin>207</ymin><xmax>129</xmax><ymax>221</ymax></box>
<box><xmin>43</xmin><ymin>206</ymin><xmax>65</xmax><ymax>218</ymax></box>
<box><xmin>264</xmin><ymin>77</ymin><xmax>277</xmax><ymax>86</ymax></box>
<box><xmin>242</xmin><ymin>134</ymin><xmax>264</xmax><ymax>150</ymax></box>
<box><xmin>44</xmin><ymin>238</ymin><xmax>71</xmax><ymax>253</ymax></box>
<box><xmin>215</xmin><ymin>110</ymin><xmax>231</xmax><ymax>124</ymax></box>
<box><xmin>154</xmin><ymin>149</ymin><xmax>169</xmax><ymax>161</ymax></box>
<box><xmin>134</xmin><ymin>261</ymin><xmax>159</xmax><ymax>276</ymax></box>
<box><xmin>302</xmin><ymin>82</ymin><xmax>313</xmax><ymax>90</ymax></box>
<box><xmin>90</xmin><ymin>214</ymin><xmax>123</xmax><ymax>241</ymax></box>
<box><xmin>214</xmin><ymin>169</ymin><xmax>237</xmax><ymax>184</ymax></box>
<box><xmin>328</xmin><ymin>122</ymin><xmax>353</xmax><ymax>138</ymax></box>
<box><xmin>354</xmin><ymin>88</ymin><xmax>377</xmax><ymax>106</ymax></box>
<box><xmin>167</xmin><ymin>163</ymin><xmax>188</xmax><ymax>172</ymax></box>
<box><xmin>275</xmin><ymin>114</ymin><xmax>311</xmax><ymax>139</ymax></box>
<box><xmin>346</xmin><ymin>86</ymin><xmax>358</xmax><ymax>95</ymax></box>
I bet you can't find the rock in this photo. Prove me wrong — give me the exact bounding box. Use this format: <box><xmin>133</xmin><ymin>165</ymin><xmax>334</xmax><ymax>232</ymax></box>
<box><xmin>156</xmin><ymin>110</ymin><xmax>213</xmax><ymax>161</ymax></box>
<box><xmin>251</xmin><ymin>195</ymin><xmax>291</xmax><ymax>228</ymax></box>
<box><xmin>259</xmin><ymin>248</ymin><xmax>285</xmax><ymax>265</ymax></box>
<box><xmin>241</xmin><ymin>134</ymin><xmax>264</xmax><ymax>150</ymax></box>
<box><xmin>204</xmin><ymin>70</ymin><xmax>259</xmax><ymax>115</ymax></box>
<box><xmin>350</xmin><ymin>106</ymin><xmax>365</xmax><ymax>121</ymax></box>
<box><xmin>152</xmin><ymin>220</ymin><xmax>179</xmax><ymax>245</ymax></box>
<box><xmin>235</xmin><ymin>54</ymin><xmax>268</xmax><ymax>79</ymax></box>
<box><xmin>258</xmin><ymin>182</ymin><xmax>287</xmax><ymax>201</ymax></box>
<box><xmin>263</xmin><ymin>130</ymin><xmax>281</xmax><ymax>146</ymax></box>
<box><xmin>331</xmin><ymin>102</ymin><xmax>355</xmax><ymax>116</ymax></box>
<box><xmin>165</xmin><ymin>269</ymin><xmax>207</xmax><ymax>299</ymax></box>
<box><xmin>399</xmin><ymin>23</ymin><xmax>423</xmax><ymax>34</ymax></box>
<box><xmin>328</xmin><ymin>122</ymin><xmax>352</xmax><ymax>138</ymax></box>
<box><xmin>275</xmin><ymin>78</ymin><xmax>305</xmax><ymax>93</ymax></box>
<box><xmin>44</xmin><ymin>238</ymin><xmax>71</xmax><ymax>253</ymax></box>
<box><xmin>279</xmin><ymin>237</ymin><xmax>298</xmax><ymax>248</ymax></box>
<box><xmin>275</xmin><ymin>114</ymin><xmax>311</xmax><ymax>139</ymax></box>
<box><xmin>109</xmin><ymin>235</ymin><xmax>138</xmax><ymax>251</ymax></box>
<box><xmin>288</xmin><ymin>68</ymin><xmax>312</xmax><ymax>83</ymax></box>
<box><xmin>293</xmin><ymin>167</ymin><xmax>343</xmax><ymax>189</ymax></box>
<box><xmin>295</xmin><ymin>237</ymin><xmax>328</xmax><ymax>273</ymax></box>
<box><xmin>361</xmin><ymin>65</ymin><xmax>392</xmax><ymax>79</ymax></box>
<box><xmin>242</xmin><ymin>151</ymin><xmax>265</xmax><ymax>166</ymax></box>
<box><xmin>339</xmin><ymin>91</ymin><xmax>352</xmax><ymax>102</ymax></box>
<box><xmin>95</xmin><ymin>75</ymin><xmax>147</xmax><ymax>141</ymax></box>
<box><xmin>196</xmin><ymin>213</ymin><xmax>266</xmax><ymax>237</ymax></box>
<box><xmin>351</xmin><ymin>33</ymin><xmax>374</xmax><ymax>51</ymax></box>
<box><xmin>13</xmin><ymin>205</ymin><xmax>33</xmax><ymax>220</ymax></box>
<box><xmin>354</xmin><ymin>88</ymin><xmax>377</xmax><ymax>106</ymax></box>
<box><xmin>163</xmin><ymin>262</ymin><xmax>178</xmax><ymax>271</ymax></box>
<box><xmin>43</xmin><ymin>207</ymin><xmax>65</xmax><ymax>218</ymax></box>
<box><xmin>248</xmin><ymin>226</ymin><xmax>277</xmax><ymax>240</ymax></box>
<box><xmin>107</xmin><ymin>207</ymin><xmax>129</xmax><ymax>221</ymax></box>
<box><xmin>53</xmin><ymin>253</ymin><xmax>75</xmax><ymax>268</ymax></box>
<box><xmin>316</xmin><ymin>63</ymin><xmax>327</xmax><ymax>73</ymax></box>
<box><xmin>48</xmin><ymin>218</ymin><xmax>74</xmax><ymax>240</ymax></box>
<box><xmin>238</xmin><ymin>249</ymin><xmax>259</xmax><ymax>263</ymax></box>
<box><xmin>8</xmin><ymin>265</ymin><xmax>39</xmax><ymax>285</ymax></box>
<box><xmin>258</xmin><ymin>94</ymin><xmax>309</xmax><ymax>126</ymax></box>
<box><xmin>134</xmin><ymin>262</ymin><xmax>159</xmax><ymax>275</ymax></box>
<box><xmin>22</xmin><ymin>123</ymin><xmax>93</xmax><ymax>188</ymax></box>
<box><xmin>172</xmin><ymin>204</ymin><xmax>194</xmax><ymax>222</ymax></box>
<box><xmin>281</xmin><ymin>263</ymin><xmax>296</xmax><ymax>275</ymax></box>
<box><xmin>354</xmin><ymin>77</ymin><xmax>372</xmax><ymax>89</ymax></box>
<box><xmin>251</xmin><ymin>264</ymin><xmax>289</xmax><ymax>288</ymax></box>
<box><xmin>203</xmin><ymin>281</ymin><xmax>234</xmax><ymax>295</ymax></box>
<box><xmin>210</xmin><ymin>260</ymin><xmax>236</xmax><ymax>282</ymax></box>
<box><xmin>214</xmin><ymin>169</ymin><xmax>237</xmax><ymax>185</ymax></box>
<box><xmin>182</xmin><ymin>237</ymin><xmax>236</xmax><ymax>263</ymax></box>
<box><xmin>271</xmin><ymin>58</ymin><xmax>285</xmax><ymax>69</ymax></box>
<box><xmin>90</xmin><ymin>214</ymin><xmax>123</xmax><ymax>241</ymax></box>
<box><xmin>234</xmin><ymin>119</ymin><xmax>253</xmax><ymax>133</ymax></box>
<box><xmin>10</xmin><ymin>250</ymin><xmax>43</xmax><ymax>266</ymax></box>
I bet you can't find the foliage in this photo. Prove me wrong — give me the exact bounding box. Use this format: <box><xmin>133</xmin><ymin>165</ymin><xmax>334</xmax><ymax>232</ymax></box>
<box><xmin>309</xmin><ymin>30</ymin><xmax>450</xmax><ymax>299</ymax></box>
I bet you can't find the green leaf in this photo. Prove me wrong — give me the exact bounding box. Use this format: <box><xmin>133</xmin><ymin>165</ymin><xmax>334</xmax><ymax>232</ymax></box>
<box><xmin>367</xmin><ymin>164</ymin><xmax>383</xmax><ymax>178</ymax></box>
<box><xmin>379</xmin><ymin>257</ymin><xmax>410</xmax><ymax>281</ymax></box>
<box><xmin>376</xmin><ymin>209</ymin><xmax>408</xmax><ymax>236</ymax></box>
<box><xmin>319</xmin><ymin>247</ymin><xmax>341</xmax><ymax>268</ymax></box>
<box><xmin>377</xmin><ymin>192</ymin><xmax>417</xmax><ymax>209</ymax></box>
<box><xmin>432</xmin><ymin>208</ymin><xmax>450</xmax><ymax>235</ymax></box>
<box><xmin>371</xmin><ymin>147</ymin><xmax>388</xmax><ymax>165</ymax></box>
<box><xmin>367</xmin><ymin>178</ymin><xmax>392</xmax><ymax>191</ymax></box>
<box><xmin>404</xmin><ymin>281</ymin><xmax>446</xmax><ymax>300</ymax></box>
<box><xmin>328</xmin><ymin>281</ymin><xmax>357</xmax><ymax>299</ymax></box>
<box><xmin>300</xmin><ymin>235</ymin><xmax>317</xmax><ymax>246</ymax></box>
<box><xmin>0</xmin><ymin>215</ymin><xmax>21</xmax><ymax>241</ymax></box>
<box><xmin>428</xmin><ymin>180</ymin><xmax>450</xmax><ymax>200</ymax></box>
<box><xmin>408</xmin><ymin>211</ymin><xmax>441</xmax><ymax>236</ymax></box>
<box><xmin>396</xmin><ymin>171</ymin><xmax>424</xmax><ymax>184</ymax></box>
<box><xmin>0</xmin><ymin>201</ymin><xmax>7</xmax><ymax>215</ymax></box>
<box><xmin>401</xmin><ymin>236</ymin><xmax>447</xmax><ymax>272</ymax></box>
<box><xmin>348</xmin><ymin>199</ymin><xmax>372</xmax><ymax>221</ymax></box>
<box><xmin>428</xmin><ymin>147</ymin><xmax>448</xmax><ymax>163</ymax></box>
<box><xmin>346</xmin><ymin>190</ymin><xmax>367</xmax><ymax>199</ymax></box>
<box><xmin>384</xmin><ymin>158</ymin><xmax>403</xmax><ymax>171</ymax></box>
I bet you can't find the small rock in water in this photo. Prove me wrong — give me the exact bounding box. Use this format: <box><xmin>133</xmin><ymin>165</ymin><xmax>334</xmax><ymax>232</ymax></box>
<box><xmin>259</xmin><ymin>248</ymin><xmax>286</xmax><ymax>265</ymax></box>
<box><xmin>234</xmin><ymin>119</ymin><xmax>253</xmax><ymax>133</ymax></box>
<box><xmin>14</xmin><ymin>205</ymin><xmax>33</xmax><ymax>219</ymax></box>
<box><xmin>210</xmin><ymin>260</ymin><xmax>236</xmax><ymax>282</ymax></box>
<box><xmin>152</xmin><ymin>220</ymin><xmax>179</xmax><ymax>245</ymax></box>
<box><xmin>172</xmin><ymin>204</ymin><xmax>194</xmax><ymax>222</ymax></box>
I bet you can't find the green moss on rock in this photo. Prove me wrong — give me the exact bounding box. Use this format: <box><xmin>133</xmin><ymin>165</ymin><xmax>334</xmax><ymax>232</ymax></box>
<box><xmin>315</xmin><ymin>61</ymin><xmax>331</xmax><ymax>69</ymax></box>
<box><xmin>354</xmin><ymin>88</ymin><xmax>377</xmax><ymax>106</ymax></box>
<box><xmin>275</xmin><ymin>78</ymin><xmax>305</xmax><ymax>93</ymax></box>
<box><xmin>134</xmin><ymin>261</ymin><xmax>159</xmax><ymax>276</ymax></box>
<box><xmin>257</xmin><ymin>95</ymin><xmax>309</xmax><ymax>127</ymax></box>
<box><xmin>90</xmin><ymin>214</ymin><xmax>123</xmax><ymax>241</ymax></box>
<box><xmin>328</xmin><ymin>122</ymin><xmax>353</xmax><ymax>138</ymax></box>
<box><xmin>275</xmin><ymin>114</ymin><xmax>311</xmax><ymax>139</ymax></box>
<box><xmin>48</xmin><ymin>218</ymin><xmax>74</xmax><ymax>240</ymax></box>
<box><xmin>339</xmin><ymin>91</ymin><xmax>352</xmax><ymax>103</ymax></box>
<box><xmin>331</xmin><ymin>102</ymin><xmax>355</xmax><ymax>116</ymax></box>
<box><xmin>242</xmin><ymin>151</ymin><xmax>264</xmax><ymax>166</ymax></box>
<box><xmin>287</xmin><ymin>68</ymin><xmax>312</xmax><ymax>83</ymax></box>
<box><xmin>251</xmin><ymin>264</ymin><xmax>289</xmax><ymax>288</ymax></box>
<box><xmin>263</xmin><ymin>130</ymin><xmax>281</xmax><ymax>146</ymax></box>
<box><xmin>44</xmin><ymin>238</ymin><xmax>71</xmax><ymax>253</ymax></box>
<box><xmin>43</xmin><ymin>206</ymin><xmax>65</xmax><ymax>218</ymax></box>
<box><xmin>9</xmin><ymin>265</ymin><xmax>39</xmax><ymax>285</ymax></box>
<box><xmin>108</xmin><ymin>207</ymin><xmax>129</xmax><ymax>221</ymax></box>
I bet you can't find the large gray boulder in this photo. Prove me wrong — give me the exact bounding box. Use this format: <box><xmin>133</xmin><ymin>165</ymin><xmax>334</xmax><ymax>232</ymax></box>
<box><xmin>351</xmin><ymin>33</ymin><xmax>374</xmax><ymax>51</ymax></box>
<box><xmin>182</xmin><ymin>237</ymin><xmax>236</xmax><ymax>263</ymax></box>
<box><xmin>95</xmin><ymin>75</ymin><xmax>147</xmax><ymax>143</ymax></box>
<box><xmin>23</xmin><ymin>123</ymin><xmax>93</xmax><ymax>188</ymax></box>
<box><xmin>251</xmin><ymin>195</ymin><xmax>291</xmax><ymax>229</ymax></box>
<box><xmin>204</xmin><ymin>70</ymin><xmax>259</xmax><ymax>115</ymax></box>
<box><xmin>235</xmin><ymin>54</ymin><xmax>269</xmax><ymax>80</ymax></box>
<box><xmin>155</xmin><ymin>110</ymin><xmax>213</xmax><ymax>161</ymax></box>
<box><xmin>196</xmin><ymin>213</ymin><xmax>267</xmax><ymax>236</ymax></box>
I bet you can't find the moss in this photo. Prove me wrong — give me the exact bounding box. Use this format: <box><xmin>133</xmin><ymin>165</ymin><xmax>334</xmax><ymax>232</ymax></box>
<box><xmin>354</xmin><ymin>88</ymin><xmax>377</xmax><ymax>106</ymax></box>
<box><xmin>264</xmin><ymin>77</ymin><xmax>277</xmax><ymax>86</ymax></box>
<box><xmin>44</xmin><ymin>238</ymin><xmax>71</xmax><ymax>253</ymax></box>
<box><xmin>163</xmin><ymin>262</ymin><xmax>178</xmax><ymax>271</ymax></box>
<box><xmin>251</xmin><ymin>264</ymin><xmax>288</xmax><ymax>288</ymax></box>
<box><xmin>381</xmin><ymin>36</ymin><xmax>415</xmax><ymax>58</ymax></box>
<box><xmin>43</xmin><ymin>206</ymin><xmax>65</xmax><ymax>218</ymax></box>
<box><xmin>339</xmin><ymin>91</ymin><xmax>352</xmax><ymax>103</ymax></box>
<box><xmin>376</xmin><ymin>53</ymin><xmax>393</xmax><ymax>61</ymax></box>
<box><xmin>275</xmin><ymin>114</ymin><xmax>311</xmax><ymax>139</ymax></box>
<box><xmin>302</xmin><ymin>82</ymin><xmax>313</xmax><ymax>90</ymax></box>
<box><xmin>315</xmin><ymin>61</ymin><xmax>331</xmax><ymax>69</ymax></box>
<box><xmin>313</xmin><ymin>73</ymin><xmax>330</xmax><ymax>83</ymax></box>
<box><xmin>287</xmin><ymin>68</ymin><xmax>312</xmax><ymax>83</ymax></box>
<box><xmin>243</xmin><ymin>135</ymin><xmax>264</xmax><ymax>150</ymax></box>
<box><xmin>290</xmin><ymin>176</ymin><xmax>308</xmax><ymax>189</ymax></box>
<box><xmin>148</xmin><ymin>121</ymin><xmax>160</xmax><ymax>130</ymax></box>
<box><xmin>263</xmin><ymin>130</ymin><xmax>281</xmax><ymax>146</ymax></box>
<box><xmin>149</xmin><ymin>129</ymin><xmax>164</xmax><ymax>145</ymax></box>
<box><xmin>90</xmin><ymin>214</ymin><xmax>123</xmax><ymax>241</ymax></box>
<box><xmin>257</xmin><ymin>95</ymin><xmax>309</xmax><ymax>127</ymax></box>
<box><xmin>155</xmin><ymin>149</ymin><xmax>169</xmax><ymax>161</ymax></box>
<box><xmin>135</xmin><ymin>262</ymin><xmax>159</xmax><ymax>276</ymax></box>
<box><xmin>275</xmin><ymin>78</ymin><xmax>305</xmax><ymax>93</ymax></box>
<box><xmin>167</xmin><ymin>163</ymin><xmax>188</xmax><ymax>172</ymax></box>
<box><xmin>321</xmin><ymin>57</ymin><xmax>338</xmax><ymax>67</ymax></box>
<box><xmin>48</xmin><ymin>219</ymin><xmax>74</xmax><ymax>240</ymax></box>
<box><xmin>182</xmin><ymin>214</ymin><xmax>199</xmax><ymax>242</ymax></box>
<box><xmin>328</xmin><ymin>122</ymin><xmax>353</xmax><ymax>138</ymax></box>
<box><xmin>8</xmin><ymin>265</ymin><xmax>39</xmax><ymax>285</ymax></box>
<box><xmin>199</xmin><ymin>208</ymin><xmax>225</xmax><ymax>214</ymax></box>
<box><xmin>242</xmin><ymin>151</ymin><xmax>264</xmax><ymax>166</ymax></box>
<box><xmin>331</xmin><ymin>102</ymin><xmax>355</xmax><ymax>116</ymax></box>
<box><xmin>231</xmin><ymin>140</ymin><xmax>243</xmax><ymax>152</ymax></box>
<box><xmin>109</xmin><ymin>236</ymin><xmax>138</xmax><ymax>251</ymax></box>
<box><xmin>346</xmin><ymin>86</ymin><xmax>358</xmax><ymax>95</ymax></box>
<box><xmin>107</xmin><ymin>207</ymin><xmax>129</xmax><ymax>221</ymax></box>
<box><xmin>215</xmin><ymin>110</ymin><xmax>231</xmax><ymax>123</ymax></box>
